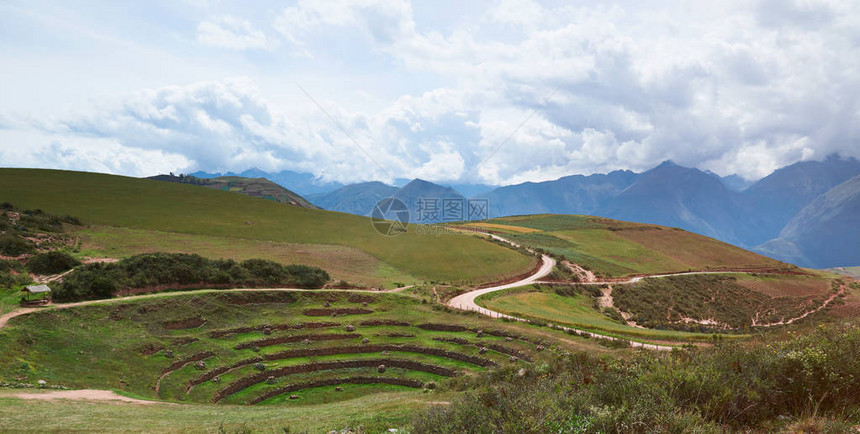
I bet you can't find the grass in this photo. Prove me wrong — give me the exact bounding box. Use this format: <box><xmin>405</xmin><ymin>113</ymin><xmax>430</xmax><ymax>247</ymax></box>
<box><xmin>486</xmin><ymin>214</ymin><xmax>792</xmax><ymax>277</ymax></box>
<box><xmin>0</xmin><ymin>169</ymin><xmax>535</xmax><ymax>285</ymax></box>
<box><xmin>0</xmin><ymin>388</ymin><xmax>442</xmax><ymax>432</ymax></box>
<box><xmin>78</xmin><ymin>226</ymin><xmax>417</xmax><ymax>289</ymax></box>
<box><xmin>0</xmin><ymin>287</ymin><xmax>25</xmax><ymax>316</ymax></box>
<box><xmin>0</xmin><ymin>289</ymin><xmax>605</xmax><ymax>405</ymax></box>
<box><xmin>476</xmin><ymin>285</ymin><xmax>733</xmax><ymax>342</ymax></box>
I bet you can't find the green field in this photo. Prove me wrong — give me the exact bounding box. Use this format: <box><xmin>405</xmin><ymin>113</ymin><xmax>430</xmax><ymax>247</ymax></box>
<box><xmin>78</xmin><ymin>226</ymin><xmax>417</xmax><ymax>288</ymax></box>
<box><xmin>487</xmin><ymin>214</ymin><xmax>793</xmax><ymax>277</ymax></box>
<box><xmin>0</xmin><ymin>169</ymin><xmax>535</xmax><ymax>286</ymax></box>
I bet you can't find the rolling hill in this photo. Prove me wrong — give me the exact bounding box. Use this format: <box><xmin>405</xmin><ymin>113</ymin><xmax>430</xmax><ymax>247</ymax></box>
<box><xmin>0</xmin><ymin>168</ymin><xmax>535</xmax><ymax>286</ymax></box>
<box><xmin>468</xmin><ymin>214</ymin><xmax>791</xmax><ymax>277</ymax></box>
<box><xmin>150</xmin><ymin>174</ymin><xmax>319</xmax><ymax>209</ymax></box>
<box><xmin>192</xmin><ymin>168</ymin><xmax>344</xmax><ymax>196</ymax></box>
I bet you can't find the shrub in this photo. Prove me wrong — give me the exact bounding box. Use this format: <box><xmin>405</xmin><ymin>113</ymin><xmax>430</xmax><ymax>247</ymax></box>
<box><xmin>26</xmin><ymin>251</ymin><xmax>81</xmax><ymax>275</ymax></box>
<box><xmin>0</xmin><ymin>234</ymin><xmax>35</xmax><ymax>256</ymax></box>
<box><xmin>412</xmin><ymin>323</ymin><xmax>860</xmax><ymax>432</ymax></box>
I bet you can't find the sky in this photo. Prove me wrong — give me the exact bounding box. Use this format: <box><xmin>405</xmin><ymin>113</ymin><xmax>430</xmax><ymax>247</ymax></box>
<box><xmin>1</xmin><ymin>0</ymin><xmax>859</xmax><ymax>186</ymax></box>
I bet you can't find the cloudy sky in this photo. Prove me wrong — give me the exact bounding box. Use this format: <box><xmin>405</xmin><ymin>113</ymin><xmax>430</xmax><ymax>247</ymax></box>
<box><xmin>1</xmin><ymin>0</ymin><xmax>859</xmax><ymax>185</ymax></box>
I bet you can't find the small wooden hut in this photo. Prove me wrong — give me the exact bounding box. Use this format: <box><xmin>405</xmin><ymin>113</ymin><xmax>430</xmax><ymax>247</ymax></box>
<box><xmin>21</xmin><ymin>284</ymin><xmax>51</xmax><ymax>304</ymax></box>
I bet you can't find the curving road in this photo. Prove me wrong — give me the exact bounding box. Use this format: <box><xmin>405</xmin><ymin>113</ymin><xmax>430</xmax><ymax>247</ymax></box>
<box><xmin>446</xmin><ymin>251</ymin><xmax>675</xmax><ymax>351</ymax></box>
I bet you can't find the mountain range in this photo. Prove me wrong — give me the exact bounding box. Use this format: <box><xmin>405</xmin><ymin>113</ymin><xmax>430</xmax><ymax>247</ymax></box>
<box><xmin>188</xmin><ymin>155</ymin><xmax>860</xmax><ymax>268</ymax></box>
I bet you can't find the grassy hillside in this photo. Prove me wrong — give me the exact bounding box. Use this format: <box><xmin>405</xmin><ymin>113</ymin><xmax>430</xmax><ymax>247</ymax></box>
<box><xmin>150</xmin><ymin>174</ymin><xmax>319</xmax><ymax>209</ymax></box>
<box><xmin>0</xmin><ymin>169</ymin><xmax>535</xmax><ymax>285</ymax></box>
<box><xmin>471</xmin><ymin>214</ymin><xmax>791</xmax><ymax>277</ymax></box>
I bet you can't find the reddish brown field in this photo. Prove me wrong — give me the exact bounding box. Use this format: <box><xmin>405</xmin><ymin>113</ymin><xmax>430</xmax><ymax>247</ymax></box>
<box><xmin>613</xmin><ymin>227</ymin><xmax>789</xmax><ymax>271</ymax></box>
<box><xmin>735</xmin><ymin>276</ymin><xmax>832</xmax><ymax>297</ymax></box>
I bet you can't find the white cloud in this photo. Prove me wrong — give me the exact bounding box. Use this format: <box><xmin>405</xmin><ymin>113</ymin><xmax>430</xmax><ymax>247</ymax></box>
<box><xmin>3</xmin><ymin>0</ymin><xmax>860</xmax><ymax>185</ymax></box>
<box><xmin>197</xmin><ymin>15</ymin><xmax>274</xmax><ymax>50</ymax></box>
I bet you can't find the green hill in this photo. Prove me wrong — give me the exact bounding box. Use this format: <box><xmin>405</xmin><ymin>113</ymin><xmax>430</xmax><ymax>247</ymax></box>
<box><xmin>0</xmin><ymin>169</ymin><xmax>534</xmax><ymax>285</ymax></box>
<box><xmin>149</xmin><ymin>174</ymin><xmax>320</xmax><ymax>209</ymax></box>
<box><xmin>467</xmin><ymin>214</ymin><xmax>792</xmax><ymax>277</ymax></box>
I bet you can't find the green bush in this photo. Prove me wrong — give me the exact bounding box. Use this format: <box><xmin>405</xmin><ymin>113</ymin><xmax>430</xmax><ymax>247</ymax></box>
<box><xmin>412</xmin><ymin>323</ymin><xmax>860</xmax><ymax>432</ymax></box>
<box><xmin>55</xmin><ymin>253</ymin><xmax>329</xmax><ymax>302</ymax></box>
<box><xmin>25</xmin><ymin>251</ymin><xmax>81</xmax><ymax>275</ymax></box>
<box><xmin>0</xmin><ymin>234</ymin><xmax>36</xmax><ymax>256</ymax></box>
<box><xmin>0</xmin><ymin>259</ymin><xmax>30</xmax><ymax>289</ymax></box>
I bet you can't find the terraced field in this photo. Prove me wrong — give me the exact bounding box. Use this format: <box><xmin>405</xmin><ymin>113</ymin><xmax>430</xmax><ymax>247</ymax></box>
<box><xmin>0</xmin><ymin>290</ymin><xmax>558</xmax><ymax>408</ymax></box>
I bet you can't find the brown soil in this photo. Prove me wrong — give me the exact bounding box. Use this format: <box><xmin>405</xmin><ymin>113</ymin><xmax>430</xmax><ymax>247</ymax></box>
<box><xmin>302</xmin><ymin>308</ymin><xmax>373</xmax><ymax>316</ymax></box>
<box><xmin>162</xmin><ymin>317</ymin><xmax>207</xmax><ymax>330</ymax></box>
<box><xmin>12</xmin><ymin>389</ymin><xmax>162</xmax><ymax>405</ymax></box>
<box><xmin>736</xmin><ymin>278</ymin><xmax>831</xmax><ymax>297</ymax></box>
<box><xmin>139</xmin><ymin>343</ymin><xmax>164</xmax><ymax>356</ymax></box>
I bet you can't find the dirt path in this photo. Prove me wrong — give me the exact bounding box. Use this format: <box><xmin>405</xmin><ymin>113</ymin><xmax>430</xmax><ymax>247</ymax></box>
<box><xmin>752</xmin><ymin>285</ymin><xmax>846</xmax><ymax>327</ymax></box>
<box><xmin>10</xmin><ymin>389</ymin><xmax>164</xmax><ymax>405</ymax></box>
<box><xmin>0</xmin><ymin>308</ymin><xmax>38</xmax><ymax>328</ymax></box>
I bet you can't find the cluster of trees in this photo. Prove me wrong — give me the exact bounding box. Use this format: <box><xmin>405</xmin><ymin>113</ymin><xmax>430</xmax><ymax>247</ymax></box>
<box><xmin>55</xmin><ymin>253</ymin><xmax>330</xmax><ymax>302</ymax></box>
<box><xmin>25</xmin><ymin>251</ymin><xmax>81</xmax><ymax>275</ymax></box>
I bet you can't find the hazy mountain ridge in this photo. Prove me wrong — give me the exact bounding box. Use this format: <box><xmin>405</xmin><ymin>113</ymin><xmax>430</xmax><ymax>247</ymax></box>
<box><xmin>758</xmin><ymin>174</ymin><xmax>860</xmax><ymax>268</ymax></box>
<box><xmin>204</xmin><ymin>156</ymin><xmax>860</xmax><ymax>268</ymax></box>
<box><xmin>307</xmin><ymin>181</ymin><xmax>398</xmax><ymax>216</ymax></box>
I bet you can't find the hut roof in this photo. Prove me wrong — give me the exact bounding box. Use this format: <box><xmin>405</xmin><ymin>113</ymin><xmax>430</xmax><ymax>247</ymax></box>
<box><xmin>23</xmin><ymin>284</ymin><xmax>51</xmax><ymax>293</ymax></box>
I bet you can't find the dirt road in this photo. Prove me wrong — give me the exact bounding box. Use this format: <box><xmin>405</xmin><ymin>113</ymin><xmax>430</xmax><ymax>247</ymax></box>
<box><xmin>9</xmin><ymin>389</ymin><xmax>164</xmax><ymax>405</ymax></box>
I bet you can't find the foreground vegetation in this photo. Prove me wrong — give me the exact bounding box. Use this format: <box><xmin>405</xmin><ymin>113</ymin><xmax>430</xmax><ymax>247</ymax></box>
<box><xmin>413</xmin><ymin>322</ymin><xmax>860</xmax><ymax>433</ymax></box>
